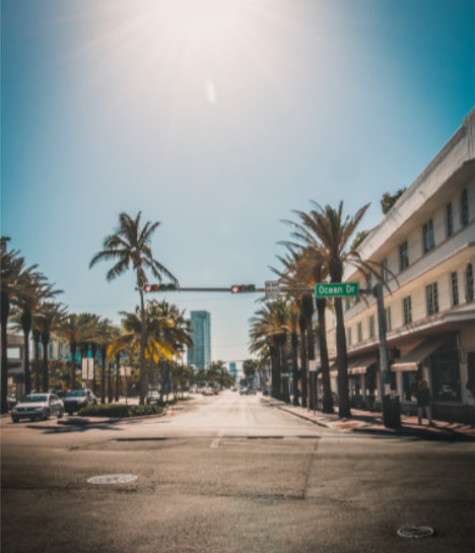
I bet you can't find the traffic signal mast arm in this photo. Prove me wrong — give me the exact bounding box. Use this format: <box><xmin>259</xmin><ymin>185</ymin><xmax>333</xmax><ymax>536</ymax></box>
<box><xmin>140</xmin><ymin>284</ymin><xmax>315</xmax><ymax>294</ymax></box>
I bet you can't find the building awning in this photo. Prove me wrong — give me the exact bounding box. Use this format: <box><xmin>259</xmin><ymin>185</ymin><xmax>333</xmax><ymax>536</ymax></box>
<box><xmin>348</xmin><ymin>355</ymin><xmax>378</xmax><ymax>375</ymax></box>
<box><xmin>391</xmin><ymin>338</ymin><xmax>443</xmax><ymax>372</ymax></box>
<box><xmin>327</xmin><ymin>357</ymin><xmax>377</xmax><ymax>376</ymax></box>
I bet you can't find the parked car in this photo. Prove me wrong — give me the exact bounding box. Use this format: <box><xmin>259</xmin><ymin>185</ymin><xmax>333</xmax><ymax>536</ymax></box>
<box><xmin>7</xmin><ymin>394</ymin><xmax>17</xmax><ymax>410</ymax></box>
<box><xmin>146</xmin><ymin>390</ymin><xmax>161</xmax><ymax>404</ymax></box>
<box><xmin>63</xmin><ymin>389</ymin><xmax>97</xmax><ymax>414</ymax></box>
<box><xmin>11</xmin><ymin>393</ymin><xmax>64</xmax><ymax>422</ymax></box>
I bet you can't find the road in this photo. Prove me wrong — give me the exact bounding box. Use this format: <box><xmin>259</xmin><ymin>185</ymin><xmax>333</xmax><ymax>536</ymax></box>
<box><xmin>1</xmin><ymin>391</ymin><xmax>474</xmax><ymax>553</ymax></box>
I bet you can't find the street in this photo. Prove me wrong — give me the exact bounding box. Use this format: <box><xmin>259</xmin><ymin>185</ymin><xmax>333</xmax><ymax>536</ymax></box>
<box><xmin>1</xmin><ymin>391</ymin><xmax>474</xmax><ymax>553</ymax></box>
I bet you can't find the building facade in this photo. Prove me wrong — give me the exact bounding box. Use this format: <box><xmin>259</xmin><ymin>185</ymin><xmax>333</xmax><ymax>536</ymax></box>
<box><xmin>187</xmin><ymin>311</ymin><xmax>211</xmax><ymax>371</ymax></box>
<box><xmin>321</xmin><ymin>107</ymin><xmax>475</xmax><ymax>423</ymax></box>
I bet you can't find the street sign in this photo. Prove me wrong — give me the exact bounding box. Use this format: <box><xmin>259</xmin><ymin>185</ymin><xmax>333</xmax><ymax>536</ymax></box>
<box><xmin>265</xmin><ymin>280</ymin><xmax>280</xmax><ymax>300</ymax></box>
<box><xmin>315</xmin><ymin>282</ymin><xmax>359</xmax><ymax>297</ymax></box>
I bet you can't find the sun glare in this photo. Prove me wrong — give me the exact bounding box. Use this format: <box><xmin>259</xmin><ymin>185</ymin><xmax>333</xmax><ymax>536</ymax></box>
<box><xmin>157</xmin><ymin>0</ymin><xmax>244</xmax><ymax>41</ymax></box>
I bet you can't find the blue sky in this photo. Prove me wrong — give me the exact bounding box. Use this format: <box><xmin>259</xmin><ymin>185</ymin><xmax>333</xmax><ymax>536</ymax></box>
<box><xmin>2</xmin><ymin>0</ymin><xmax>474</xmax><ymax>364</ymax></box>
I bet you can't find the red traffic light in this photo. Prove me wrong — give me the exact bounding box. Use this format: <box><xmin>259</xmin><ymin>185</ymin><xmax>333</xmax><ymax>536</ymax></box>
<box><xmin>231</xmin><ymin>284</ymin><xmax>256</xmax><ymax>293</ymax></box>
<box><xmin>143</xmin><ymin>283</ymin><xmax>177</xmax><ymax>292</ymax></box>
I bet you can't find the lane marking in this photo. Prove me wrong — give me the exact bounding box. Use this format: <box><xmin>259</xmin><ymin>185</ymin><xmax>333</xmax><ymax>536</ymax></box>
<box><xmin>210</xmin><ymin>430</ymin><xmax>224</xmax><ymax>449</ymax></box>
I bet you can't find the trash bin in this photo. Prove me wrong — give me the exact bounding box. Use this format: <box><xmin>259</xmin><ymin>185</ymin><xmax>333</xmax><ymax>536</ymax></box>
<box><xmin>383</xmin><ymin>393</ymin><xmax>401</xmax><ymax>429</ymax></box>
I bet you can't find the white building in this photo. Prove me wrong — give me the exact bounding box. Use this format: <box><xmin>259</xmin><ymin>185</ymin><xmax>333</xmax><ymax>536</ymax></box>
<box><xmin>322</xmin><ymin>107</ymin><xmax>475</xmax><ymax>423</ymax></box>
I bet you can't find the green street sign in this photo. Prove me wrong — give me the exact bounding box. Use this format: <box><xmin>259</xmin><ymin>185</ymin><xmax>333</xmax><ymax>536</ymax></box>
<box><xmin>315</xmin><ymin>282</ymin><xmax>359</xmax><ymax>297</ymax></box>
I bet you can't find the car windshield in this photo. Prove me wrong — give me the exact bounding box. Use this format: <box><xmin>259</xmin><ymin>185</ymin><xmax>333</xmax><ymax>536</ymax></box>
<box><xmin>65</xmin><ymin>390</ymin><xmax>87</xmax><ymax>397</ymax></box>
<box><xmin>23</xmin><ymin>394</ymin><xmax>47</xmax><ymax>403</ymax></box>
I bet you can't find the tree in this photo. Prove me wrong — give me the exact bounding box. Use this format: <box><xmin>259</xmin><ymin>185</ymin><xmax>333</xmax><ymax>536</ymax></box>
<box><xmin>380</xmin><ymin>187</ymin><xmax>406</xmax><ymax>214</ymax></box>
<box><xmin>289</xmin><ymin>201</ymin><xmax>370</xmax><ymax>418</ymax></box>
<box><xmin>93</xmin><ymin>318</ymin><xmax>116</xmax><ymax>404</ymax></box>
<box><xmin>12</xmin><ymin>275</ymin><xmax>62</xmax><ymax>394</ymax></box>
<box><xmin>107</xmin><ymin>302</ymin><xmax>178</xmax><ymax>398</ymax></box>
<box><xmin>242</xmin><ymin>359</ymin><xmax>258</xmax><ymax>388</ymax></box>
<box><xmin>34</xmin><ymin>301</ymin><xmax>68</xmax><ymax>392</ymax></box>
<box><xmin>90</xmin><ymin>212</ymin><xmax>178</xmax><ymax>404</ymax></box>
<box><xmin>58</xmin><ymin>313</ymin><xmax>100</xmax><ymax>389</ymax></box>
<box><xmin>0</xmin><ymin>238</ymin><xmax>37</xmax><ymax>413</ymax></box>
<box><xmin>249</xmin><ymin>300</ymin><xmax>289</xmax><ymax>401</ymax></box>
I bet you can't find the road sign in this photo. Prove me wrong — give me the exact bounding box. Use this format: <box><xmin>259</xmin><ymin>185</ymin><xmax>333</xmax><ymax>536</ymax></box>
<box><xmin>315</xmin><ymin>282</ymin><xmax>359</xmax><ymax>297</ymax></box>
<box><xmin>265</xmin><ymin>280</ymin><xmax>280</xmax><ymax>300</ymax></box>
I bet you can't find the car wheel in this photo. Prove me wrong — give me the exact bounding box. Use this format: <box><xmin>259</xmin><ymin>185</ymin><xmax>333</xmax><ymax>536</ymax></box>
<box><xmin>58</xmin><ymin>408</ymin><xmax>64</xmax><ymax>419</ymax></box>
<box><xmin>11</xmin><ymin>417</ymin><xmax>18</xmax><ymax>423</ymax></box>
<box><xmin>43</xmin><ymin>409</ymin><xmax>50</xmax><ymax>420</ymax></box>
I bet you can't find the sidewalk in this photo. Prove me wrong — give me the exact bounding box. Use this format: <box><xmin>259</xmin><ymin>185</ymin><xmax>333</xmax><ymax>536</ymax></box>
<box><xmin>264</xmin><ymin>397</ymin><xmax>475</xmax><ymax>441</ymax></box>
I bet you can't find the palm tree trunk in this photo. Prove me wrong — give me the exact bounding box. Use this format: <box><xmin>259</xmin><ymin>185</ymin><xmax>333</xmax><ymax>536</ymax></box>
<box><xmin>21</xmin><ymin>312</ymin><xmax>32</xmax><ymax>395</ymax></box>
<box><xmin>299</xmin><ymin>315</ymin><xmax>307</xmax><ymax>408</ymax></box>
<box><xmin>316</xmin><ymin>298</ymin><xmax>334</xmax><ymax>413</ymax></box>
<box><xmin>33</xmin><ymin>329</ymin><xmax>41</xmax><ymax>392</ymax></box>
<box><xmin>107</xmin><ymin>360</ymin><xmax>113</xmax><ymax>403</ymax></box>
<box><xmin>41</xmin><ymin>335</ymin><xmax>49</xmax><ymax>393</ymax></box>
<box><xmin>70</xmin><ymin>342</ymin><xmax>77</xmax><ymax>389</ymax></box>
<box><xmin>1</xmin><ymin>293</ymin><xmax>10</xmax><ymax>414</ymax></box>
<box><xmin>280</xmin><ymin>337</ymin><xmax>290</xmax><ymax>404</ymax></box>
<box><xmin>291</xmin><ymin>331</ymin><xmax>299</xmax><ymax>406</ymax></box>
<box><xmin>100</xmin><ymin>346</ymin><xmax>106</xmax><ymax>404</ymax></box>
<box><xmin>335</xmin><ymin>296</ymin><xmax>351</xmax><ymax>418</ymax></box>
<box><xmin>139</xmin><ymin>287</ymin><xmax>147</xmax><ymax>405</ymax></box>
<box><xmin>91</xmin><ymin>343</ymin><xmax>98</xmax><ymax>395</ymax></box>
<box><xmin>115</xmin><ymin>353</ymin><xmax>120</xmax><ymax>401</ymax></box>
<box><xmin>302</xmin><ymin>294</ymin><xmax>315</xmax><ymax>410</ymax></box>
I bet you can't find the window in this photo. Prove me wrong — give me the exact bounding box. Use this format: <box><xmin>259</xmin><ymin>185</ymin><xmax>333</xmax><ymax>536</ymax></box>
<box><xmin>461</xmin><ymin>188</ymin><xmax>469</xmax><ymax>226</ymax></box>
<box><xmin>403</xmin><ymin>296</ymin><xmax>412</xmax><ymax>325</ymax></box>
<box><xmin>368</xmin><ymin>315</ymin><xmax>375</xmax><ymax>338</ymax></box>
<box><xmin>357</xmin><ymin>322</ymin><xmax>363</xmax><ymax>343</ymax></box>
<box><xmin>381</xmin><ymin>258</ymin><xmax>389</xmax><ymax>282</ymax></box>
<box><xmin>384</xmin><ymin>306</ymin><xmax>392</xmax><ymax>332</ymax></box>
<box><xmin>450</xmin><ymin>272</ymin><xmax>459</xmax><ymax>307</ymax></box>
<box><xmin>446</xmin><ymin>203</ymin><xmax>454</xmax><ymax>237</ymax></box>
<box><xmin>466</xmin><ymin>263</ymin><xmax>474</xmax><ymax>302</ymax></box>
<box><xmin>426</xmin><ymin>282</ymin><xmax>439</xmax><ymax>315</ymax></box>
<box><xmin>366</xmin><ymin>273</ymin><xmax>373</xmax><ymax>290</ymax></box>
<box><xmin>422</xmin><ymin>219</ymin><xmax>435</xmax><ymax>253</ymax></box>
<box><xmin>347</xmin><ymin>327</ymin><xmax>352</xmax><ymax>346</ymax></box>
<box><xmin>399</xmin><ymin>241</ymin><xmax>409</xmax><ymax>271</ymax></box>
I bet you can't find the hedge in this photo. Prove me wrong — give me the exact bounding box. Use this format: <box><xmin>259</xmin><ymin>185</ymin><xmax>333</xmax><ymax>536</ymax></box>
<box><xmin>78</xmin><ymin>403</ymin><xmax>164</xmax><ymax>418</ymax></box>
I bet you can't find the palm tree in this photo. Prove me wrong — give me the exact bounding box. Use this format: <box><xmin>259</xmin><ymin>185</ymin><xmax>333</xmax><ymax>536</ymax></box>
<box><xmin>93</xmin><ymin>318</ymin><xmax>115</xmax><ymax>403</ymax></box>
<box><xmin>89</xmin><ymin>211</ymin><xmax>178</xmax><ymax>404</ymax></box>
<box><xmin>249</xmin><ymin>300</ymin><xmax>289</xmax><ymax>401</ymax></box>
<box><xmin>289</xmin><ymin>201</ymin><xmax>370</xmax><ymax>418</ymax></box>
<box><xmin>58</xmin><ymin>313</ymin><xmax>92</xmax><ymax>389</ymax></box>
<box><xmin>276</xmin><ymin>243</ymin><xmax>334</xmax><ymax>413</ymax></box>
<box><xmin>12</xmin><ymin>275</ymin><xmax>62</xmax><ymax>395</ymax></box>
<box><xmin>1</xmin><ymin>238</ymin><xmax>38</xmax><ymax>413</ymax></box>
<box><xmin>34</xmin><ymin>301</ymin><xmax>68</xmax><ymax>392</ymax></box>
<box><xmin>107</xmin><ymin>303</ymin><xmax>177</xmax><ymax>392</ymax></box>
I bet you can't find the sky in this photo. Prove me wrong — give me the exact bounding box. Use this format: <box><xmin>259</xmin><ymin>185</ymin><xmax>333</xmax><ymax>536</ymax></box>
<box><xmin>2</xmin><ymin>0</ymin><xmax>474</xmax><ymax>366</ymax></box>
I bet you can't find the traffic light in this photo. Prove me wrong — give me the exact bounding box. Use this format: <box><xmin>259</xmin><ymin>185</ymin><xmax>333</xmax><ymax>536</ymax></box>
<box><xmin>143</xmin><ymin>283</ymin><xmax>178</xmax><ymax>292</ymax></box>
<box><xmin>230</xmin><ymin>284</ymin><xmax>256</xmax><ymax>293</ymax></box>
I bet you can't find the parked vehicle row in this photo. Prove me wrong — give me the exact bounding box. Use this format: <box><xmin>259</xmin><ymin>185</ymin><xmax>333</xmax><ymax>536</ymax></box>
<box><xmin>11</xmin><ymin>393</ymin><xmax>64</xmax><ymax>423</ymax></box>
<box><xmin>63</xmin><ymin>389</ymin><xmax>97</xmax><ymax>415</ymax></box>
<box><xmin>10</xmin><ymin>388</ymin><xmax>98</xmax><ymax>422</ymax></box>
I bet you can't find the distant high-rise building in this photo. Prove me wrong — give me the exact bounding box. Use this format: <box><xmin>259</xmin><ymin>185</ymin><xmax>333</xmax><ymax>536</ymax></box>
<box><xmin>229</xmin><ymin>362</ymin><xmax>238</xmax><ymax>382</ymax></box>
<box><xmin>187</xmin><ymin>311</ymin><xmax>211</xmax><ymax>370</ymax></box>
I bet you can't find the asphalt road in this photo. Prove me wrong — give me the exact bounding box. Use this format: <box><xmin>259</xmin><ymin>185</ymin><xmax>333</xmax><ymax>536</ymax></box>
<box><xmin>1</xmin><ymin>391</ymin><xmax>474</xmax><ymax>553</ymax></box>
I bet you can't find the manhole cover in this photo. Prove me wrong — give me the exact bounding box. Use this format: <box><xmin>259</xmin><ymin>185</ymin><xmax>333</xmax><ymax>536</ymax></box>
<box><xmin>397</xmin><ymin>526</ymin><xmax>434</xmax><ymax>539</ymax></box>
<box><xmin>87</xmin><ymin>474</ymin><xmax>137</xmax><ymax>485</ymax></box>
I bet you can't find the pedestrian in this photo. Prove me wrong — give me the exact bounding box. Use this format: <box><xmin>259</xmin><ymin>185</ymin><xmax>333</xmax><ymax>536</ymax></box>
<box><xmin>416</xmin><ymin>379</ymin><xmax>433</xmax><ymax>425</ymax></box>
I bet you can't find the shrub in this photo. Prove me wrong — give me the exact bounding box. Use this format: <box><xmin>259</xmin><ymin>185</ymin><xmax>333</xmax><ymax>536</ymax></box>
<box><xmin>78</xmin><ymin>403</ymin><xmax>164</xmax><ymax>418</ymax></box>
